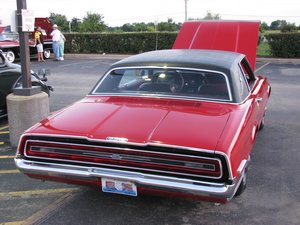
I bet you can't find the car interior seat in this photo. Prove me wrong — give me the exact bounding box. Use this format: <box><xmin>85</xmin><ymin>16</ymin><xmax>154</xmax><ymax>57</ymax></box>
<box><xmin>138</xmin><ymin>83</ymin><xmax>172</xmax><ymax>93</ymax></box>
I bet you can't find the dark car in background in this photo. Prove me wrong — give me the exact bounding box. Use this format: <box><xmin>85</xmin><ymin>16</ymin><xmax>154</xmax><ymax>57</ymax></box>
<box><xmin>0</xmin><ymin>50</ymin><xmax>20</xmax><ymax>117</ymax></box>
<box><xmin>0</xmin><ymin>51</ymin><xmax>53</xmax><ymax>118</ymax></box>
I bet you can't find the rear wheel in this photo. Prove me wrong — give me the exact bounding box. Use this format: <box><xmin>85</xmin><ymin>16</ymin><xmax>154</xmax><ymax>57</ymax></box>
<box><xmin>6</xmin><ymin>50</ymin><xmax>16</xmax><ymax>63</ymax></box>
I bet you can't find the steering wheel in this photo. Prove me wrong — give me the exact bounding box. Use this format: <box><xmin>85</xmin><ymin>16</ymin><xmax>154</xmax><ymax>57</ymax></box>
<box><xmin>156</xmin><ymin>71</ymin><xmax>184</xmax><ymax>92</ymax></box>
<box><xmin>173</xmin><ymin>71</ymin><xmax>185</xmax><ymax>91</ymax></box>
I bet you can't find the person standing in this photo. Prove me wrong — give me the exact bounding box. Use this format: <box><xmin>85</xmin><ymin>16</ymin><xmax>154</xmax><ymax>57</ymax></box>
<box><xmin>34</xmin><ymin>26</ymin><xmax>44</xmax><ymax>62</ymax></box>
<box><xmin>50</xmin><ymin>24</ymin><xmax>62</xmax><ymax>61</ymax></box>
<box><xmin>59</xmin><ymin>33</ymin><xmax>66</xmax><ymax>61</ymax></box>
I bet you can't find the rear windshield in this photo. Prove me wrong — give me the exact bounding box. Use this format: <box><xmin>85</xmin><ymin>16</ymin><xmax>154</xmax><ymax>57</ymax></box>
<box><xmin>92</xmin><ymin>67</ymin><xmax>231</xmax><ymax>101</ymax></box>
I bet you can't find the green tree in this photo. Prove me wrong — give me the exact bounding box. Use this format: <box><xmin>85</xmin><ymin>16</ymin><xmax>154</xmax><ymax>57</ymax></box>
<box><xmin>79</xmin><ymin>12</ymin><xmax>107</xmax><ymax>33</ymax></box>
<box><xmin>49</xmin><ymin>13</ymin><xmax>69</xmax><ymax>32</ymax></box>
<box><xmin>203</xmin><ymin>11</ymin><xmax>221</xmax><ymax>20</ymax></box>
<box><xmin>281</xmin><ymin>23</ymin><xmax>298</xmax><ymax>33</ymax></box>
<box><xmin>157</xmin><ymin>18</ymin><xmax>180</xmax><ymax>31</ymax></box>
<box><xmin>260</xmin><ymin>22</ymin><xmax>269</xmax><ymax>32</ymax></box>
<box><xmin>121</xmin><ymin>23</ymin><xmax>134</xmax><ymax>32</ymax></box>
<box><xmin>131</xmin><ymin>22</ymin><xmax>149</xmax><ymax>32</ymax></box>
<box><xmin>70</xmin><ymin>17</ymin><xmax>81</xmax><ymax>33</ymax></box>
<box><xmin>108</xmin><ymin>27</ymin><xmax>123</xmax><ymax>32</ymax></box>
<box><xmin>146</xmin><ymin>22</ymin><xmax>156</xmax><ymax>32</ymax></box>
<box><xmin>270</xmin><ymin>20</ymin><xmax>287</xmax><ymax>30</ymax></box>
<box><xmin>188</xmin><ymin>11</ymin><xmax>221</xmax><ymax>21</ymax></box>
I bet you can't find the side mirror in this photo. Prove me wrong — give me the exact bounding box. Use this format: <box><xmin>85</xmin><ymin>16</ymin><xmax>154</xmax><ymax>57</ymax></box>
<box><xmin>38</xmin><ymin>68</ymin><xmax>51</xmax><ymax>79</ymax></box>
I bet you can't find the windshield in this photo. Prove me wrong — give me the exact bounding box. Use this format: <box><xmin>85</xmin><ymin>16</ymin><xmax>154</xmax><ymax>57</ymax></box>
<box><xmin>92</xmin><ymin>67</ymin><xmax>231</xmax><ymax>101</ymax></box>
<box><xmin>0</xmin><ymin>33</ymin><xmax>19</xmax><ymax>41</ymax></box>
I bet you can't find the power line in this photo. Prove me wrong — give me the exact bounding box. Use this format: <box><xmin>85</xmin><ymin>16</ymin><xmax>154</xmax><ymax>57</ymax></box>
<box><xmin>220</xmin><ymin>13</ymin><xmax>300</xmax><ymax>18</ymax></box>
<box><xmin>188</xmin><ymin>11</ymin><xmax>300</xmax><ymax>19</ymax></box>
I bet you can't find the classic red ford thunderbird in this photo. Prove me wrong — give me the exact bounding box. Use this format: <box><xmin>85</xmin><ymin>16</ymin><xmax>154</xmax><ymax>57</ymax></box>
<box><xmin>15</xmin><ymin>21</ymin><xmax>271</xmax><ymax>203</ymax></box>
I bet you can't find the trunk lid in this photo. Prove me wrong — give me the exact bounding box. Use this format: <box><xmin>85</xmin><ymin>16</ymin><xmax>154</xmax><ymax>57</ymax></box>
<box><xmin>31</xmin><ymin>96</ymin><xmax>232</xmax><ymax>151</ymax></box>
<box><xmin>172</xmin><ymin>20</ymin><xmax>260</xmax><ymax>70</ymax></box>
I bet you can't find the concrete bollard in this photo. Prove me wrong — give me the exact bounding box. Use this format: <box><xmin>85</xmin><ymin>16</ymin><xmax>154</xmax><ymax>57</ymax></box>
<box><xmin>6</xmin><ymin>92</ymin><xmax>49</xmax><ymax>147</ymax></box>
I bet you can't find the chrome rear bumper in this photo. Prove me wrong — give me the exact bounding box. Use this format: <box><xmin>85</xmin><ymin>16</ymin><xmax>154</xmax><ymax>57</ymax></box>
<box><xmin>15</xmin><ymin>158</ymin><xmax>239</xmax><ymax>200</ymax></box>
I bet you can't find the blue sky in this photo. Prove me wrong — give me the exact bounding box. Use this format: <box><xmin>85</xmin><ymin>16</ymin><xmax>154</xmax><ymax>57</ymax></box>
<box><xmin>1</xmin><ymin>0</ymin><xmax>300</xmax><ymax>26</ymax></box>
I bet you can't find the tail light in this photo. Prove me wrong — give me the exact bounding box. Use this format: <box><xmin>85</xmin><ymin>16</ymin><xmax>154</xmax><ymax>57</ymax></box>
<box><xmin>23</xmin><ymin>139</ymin><xmax>222</xmax><ymax>180</ymax></box>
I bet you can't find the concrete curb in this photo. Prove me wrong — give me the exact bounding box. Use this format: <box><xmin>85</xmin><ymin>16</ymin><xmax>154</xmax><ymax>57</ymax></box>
<box><xmin>65</xmin><ymin>53</ymin><xmax>131</xmax><ymax>60</ymax></box>
<box><xmin>64</xmin><ymin>53</ymin><xmax>300</xmax><ymax>64</ymax></box>
<box><xmin>257</xmin><ymin>57</ymin><xmax>300</xmax><ymax>63</ymax></box>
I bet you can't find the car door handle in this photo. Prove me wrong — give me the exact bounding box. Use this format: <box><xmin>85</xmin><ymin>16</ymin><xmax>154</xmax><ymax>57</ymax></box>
<box><xmin>256</xmin><ymin>97</ymin><xmax>263</xmax><ymax>103</ymax></box>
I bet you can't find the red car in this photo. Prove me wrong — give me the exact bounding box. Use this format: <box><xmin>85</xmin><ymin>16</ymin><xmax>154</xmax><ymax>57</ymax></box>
<box><xmin>0</xmin><ymin>18</ymin><xmax>53</xmax><ymax>63</ymax></box>
<box><xmin>15</xmin><ymin>21</ymin><xmax>271</xmax><ymax>203</ymax></box>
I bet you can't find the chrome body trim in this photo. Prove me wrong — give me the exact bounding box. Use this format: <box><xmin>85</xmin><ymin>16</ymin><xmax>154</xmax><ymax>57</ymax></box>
<box><xmin>43</xmin><ymin>41</ymin><xmax>53</xmax><ymax>45</ymax></box>
<box><xmin>237</xmin><ymin>156</ymin><xmax>251</xmax><ymax>174</ymax></box>
<box><xmin>22</xmin><ymin>133</ymin><xmax>216</xmax><ymax>154</ymax></box>
<box><xmin>24</xmin><ymin>139</ymin><xmax>223</xmax><ymax>180</ymax></box>
<box><xmin>214</xmin><ymin>150</ymin><xmax>233</xmax><ymax>180</ymax></box>
<box><xmin>15</xmin><ymin>158</ymin><xmax>239</xmax><ymax>199</ymax></box>
<box><xmin>237</xmin><ymin>160</ymin><xmax>247</xmax><ymax>174</ymax></box>
<box><xmin>18</xmin><ymin>133</ymin><xmax>234</xmax><ymax>180</ymax></box>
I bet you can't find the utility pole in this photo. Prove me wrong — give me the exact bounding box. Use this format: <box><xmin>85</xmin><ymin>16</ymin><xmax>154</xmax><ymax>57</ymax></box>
<box><xmin>155</xmin><ymin>20</ymin><xmax>158</xmax><ymax>50</ymax></box>
<box><xmin>15</xmin><ymin>0</ymin><xmax>40</xmax><ymax>95</ymax></box>
<box><xmin>7</xmin><ymin>0</ymin><xmax>49</xmax><ymax>147</ymax></box>
<box><xmin>184</xmin><ymin>0</ymin><xmax>188</xmax><ymax>21</ymax></box>
<box><xmin>16</xmin><ymin>0</ymin><xmax>31</xmax><ymax>91</ymax></box>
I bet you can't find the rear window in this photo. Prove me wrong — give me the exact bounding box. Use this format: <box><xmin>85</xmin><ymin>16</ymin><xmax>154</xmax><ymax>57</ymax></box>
<box><xmin>92</xmin><ymin>67</ymin><xmax>231</xmax><ymax>101</ymax></box>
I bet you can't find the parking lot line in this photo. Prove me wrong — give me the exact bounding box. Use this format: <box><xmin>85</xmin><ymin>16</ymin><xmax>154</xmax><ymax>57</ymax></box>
<box><xmin>0</xmin><ymin>169</ymin><xmax>19</xmax><ymax>174</ymax></box>
<box><xmin>0</xmin><ymin>125</ymin><xmax>8</xmax><ymax>131</ymax></box>
<box><xmin>0</xmin><ymin>131</ymin><xmax>9</xmax><ymax>135</ymax></box>
<box><xmin>255</xmin><ymin>62</ymin><xmax>270</xmax><ymax>73</ymax></box>
<box><xmin>0</xmin><ymin>221</ymin><xmax>23</xmax><ymax>225</ymax></box>
<box><xmin>0</xmin><ymin>142</ymin><xmax>4</xmax><ymax>145</ymax></box>
<box><xmin>1</xmin><ymin>191</ymin><xmax>80</xmax><ymax>225</ymax></box>
<box><xmin>0</xmin><ymin>188</ymin><xmax>79</xmax><ymax>199</ymax></box>
<box><xmin>22</xmin><ymin>191</ymin><xmax>80</xmax><ymax>225</ymax></box>
<box><xmin>0</xmin><ymin>156</ymin><xmax>15</xmax><ymax>159</ymax></box>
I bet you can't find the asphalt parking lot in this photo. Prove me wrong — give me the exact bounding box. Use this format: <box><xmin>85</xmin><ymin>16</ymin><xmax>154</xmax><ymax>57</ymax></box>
<box><xmin>0</xmin><ymin>55</ymin><xmax>300</xmax><ymax>225</ymax></box>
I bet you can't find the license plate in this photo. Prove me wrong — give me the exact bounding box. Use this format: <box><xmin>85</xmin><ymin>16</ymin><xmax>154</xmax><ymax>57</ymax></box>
<box><xmin>101</xmin><ymin>178</ymin><xmax>137</xmax><ymax>197</ymax></box>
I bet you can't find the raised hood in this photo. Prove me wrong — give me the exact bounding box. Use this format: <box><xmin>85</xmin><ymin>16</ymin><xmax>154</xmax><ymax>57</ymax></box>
<box><xmin>173</xmin><ymin>20</ymin><xmax>260</xmax><ymax>70</ymax></box>
<box><xmin>30</xmin><ymin>96</ymin><xmax>233</xmax><ymax>151</ymax></box>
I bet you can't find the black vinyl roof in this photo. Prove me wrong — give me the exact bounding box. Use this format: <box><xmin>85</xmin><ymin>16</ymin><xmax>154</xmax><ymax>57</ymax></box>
<box><xmin>111</xmin><ymin>49</ymin><xmax>245</xmax><ymax>73</ymax></box>
<box><xmin>102</xmin><ymin>49</ymin><xmax>251</xmax><ymax>103</ymax></box>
